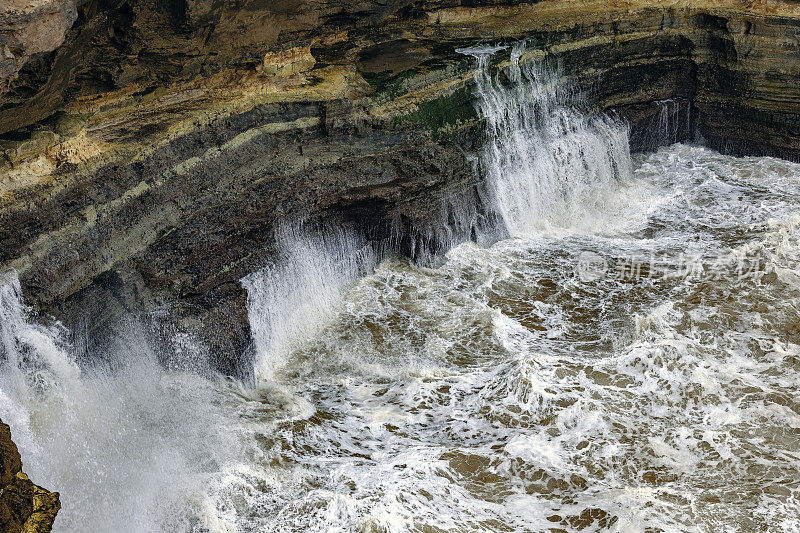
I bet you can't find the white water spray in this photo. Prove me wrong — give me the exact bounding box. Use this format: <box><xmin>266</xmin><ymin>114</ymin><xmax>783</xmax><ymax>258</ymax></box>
<box><xmin>466</xmin><ymin>44</ymin><xmax>634</xmax><ymax>235</ymax></box>
<box><xmin>242</xmin><ymin>224</ymin><xmax>376</xmax><ymax>382</ymax></box>
<box><xmin>0</xmin><ymin>273</ymin><xmax>80</xmax><ymax>400</ymax></box>
<box><xmin>0</xmin><ymin>271</ymin><xmax>246</xmax><ymax>533</ymax></box>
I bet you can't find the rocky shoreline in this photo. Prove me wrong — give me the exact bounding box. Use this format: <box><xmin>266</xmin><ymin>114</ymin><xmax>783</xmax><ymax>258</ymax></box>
<box><xmin>2</xmin><ymin>0</ymin><xmax>800</xmax><ymax>372</ymax></box>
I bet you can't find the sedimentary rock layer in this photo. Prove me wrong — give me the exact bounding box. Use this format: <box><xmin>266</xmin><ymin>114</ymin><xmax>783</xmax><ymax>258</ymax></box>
<box><xmin>1</xmin><ymin>0</ymin><xmax>800</xmax><ymax>369</ymax></box>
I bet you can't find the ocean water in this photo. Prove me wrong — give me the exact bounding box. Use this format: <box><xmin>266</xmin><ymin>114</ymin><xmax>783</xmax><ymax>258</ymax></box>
<box><xmin>1</xmin><ymin>45</ymin><xmax>799</xmax><ymax>532</ymax></box>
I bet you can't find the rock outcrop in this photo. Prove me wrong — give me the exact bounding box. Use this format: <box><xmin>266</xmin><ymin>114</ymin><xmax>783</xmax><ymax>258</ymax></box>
<box><xmin>2</xmin><ymin>0</ymin><xmax>800</xmax><ymax>371</ymax></box>
<box><xmin>0</xmin><ymin>0</ymin><xmax>78</xmax><ymax>97</ymax></box>
<box><xmin>0</xmin><ymin>420</ymin><xmax>60</xmax><ymax>532</ymax></box>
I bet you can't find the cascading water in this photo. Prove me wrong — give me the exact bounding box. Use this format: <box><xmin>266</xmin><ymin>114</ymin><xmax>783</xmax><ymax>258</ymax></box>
<box><xmin>466</xmin><ymin>44</ymin><xmax>634</xmax><ymax>235</ymax></box>
<box><xmin>638</xmin><ymin>97</ymin><xmax>694</xmax><ymax>151</ymax></box>
<box><xmin>654</xmin><ymin>98</ymin><xmax>686</xmax><ymax>145</ymax></box>
<box><xmin>1</xmin><ymin>43</ymin><xmax>799</xmax><ymax>532</ymax></box>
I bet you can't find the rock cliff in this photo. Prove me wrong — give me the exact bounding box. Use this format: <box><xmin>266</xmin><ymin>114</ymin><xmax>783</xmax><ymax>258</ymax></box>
<box><xmin>1</xmin><ymin>0</ymin><xmax>800</xmax><ymax>372</ymax></box>
<box><xmin>0</xmin><ymin>420</ymin><xmax>60</xmax><ymax>532</ymax></box>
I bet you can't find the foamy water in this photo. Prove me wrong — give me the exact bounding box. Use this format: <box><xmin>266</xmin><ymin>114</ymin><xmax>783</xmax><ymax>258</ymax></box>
<box><xmin>1</xmin><ymin>45</ymin><xmax>799</xmax><ymax>532</ymax></box>
<box><xmin>213</xmin><ymin>144</ymin><xmax>800</xmax><ymax>532</ymax></box>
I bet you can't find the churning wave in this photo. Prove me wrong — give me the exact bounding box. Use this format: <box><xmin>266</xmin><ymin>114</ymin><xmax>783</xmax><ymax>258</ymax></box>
<box><xmin>0</xmin><ymin>44</ymin><xmax>799</xmax><ymax>532</ymax></box>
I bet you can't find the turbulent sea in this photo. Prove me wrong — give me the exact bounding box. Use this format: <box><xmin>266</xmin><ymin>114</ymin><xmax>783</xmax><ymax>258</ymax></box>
<box><xmin>1</xmin><ymin>45</ymin><xmax>800</xmax><ymax>532</ymax></box>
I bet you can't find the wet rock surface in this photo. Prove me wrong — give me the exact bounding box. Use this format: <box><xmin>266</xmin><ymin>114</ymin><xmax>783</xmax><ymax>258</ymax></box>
<box><xmin>0</xmin><ymin>420</ymin><xmax>60</xmax><ymax>532</ymax></box>
<box><xmin>2</xmin><ymin>0</ymin><xmax>800</xmax><ymax>371</ymax></box>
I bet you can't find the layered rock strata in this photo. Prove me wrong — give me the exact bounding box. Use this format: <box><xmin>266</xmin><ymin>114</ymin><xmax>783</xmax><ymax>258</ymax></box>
<box><xmin>1</xmin><ymin>0</ymin><xmax>800</xmax><ymax>370</ymax></box>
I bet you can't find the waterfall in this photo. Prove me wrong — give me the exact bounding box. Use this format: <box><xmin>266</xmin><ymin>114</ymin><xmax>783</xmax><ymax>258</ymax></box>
<box><xmin>464</xmin><ymin>44</ymin><xmax>634</xmax><ymax>236</ymax></box>
<box><xmin>645</xmin><ymin>97</ymin><xmax>694</xmax><ymax>149</ymax></box>
<box><xmin>656</xmin><ymin>98</ymin><xmax>681</xmax><ymax>145</ymax></box>
<box><xmin>0</xmin><ymin>272</ymin><xmax>80</xmax><ymax>399</ymax></box>
<box><xmin>635</xmin><ymin>97</ymin><xmax>694</xmax><ymax>152</ymax></box>
<box><xmin>242</xmin><ymin>223</ymin><xmax>377</xmax><ymax>383</ymax></box>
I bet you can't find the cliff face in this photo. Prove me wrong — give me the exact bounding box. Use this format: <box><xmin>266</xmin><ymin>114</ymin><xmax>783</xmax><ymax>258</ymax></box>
<box><xmin>0</xmin><ymin>420</ymin><xmax>60</xmax><ymax>532</ymax></box>
<box><xmin>693</xmin><ymin>9</ymin><xmax>800</xmax><ymax>157</ymax></box>
<box><xmin>1</xmin><ymin>0</ymin><xmax>800</xmax><ymax>371</ymax></box>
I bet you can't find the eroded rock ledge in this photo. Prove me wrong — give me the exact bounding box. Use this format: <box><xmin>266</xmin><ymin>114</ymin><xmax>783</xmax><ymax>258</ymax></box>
<box><xmin>0</xmin><ymin>420</ymin><xmax>60</xmax><ymax>532</ymax></box>
<box><xmin>1</xmin><ymin>0</ymin><xmax>800</xmax><ymax>371</ymax></box>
